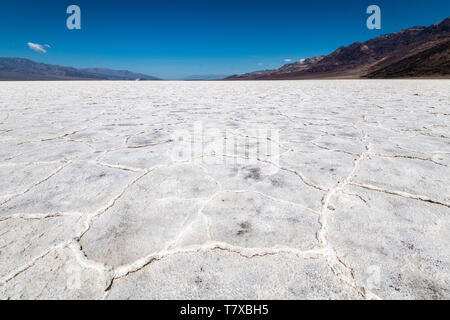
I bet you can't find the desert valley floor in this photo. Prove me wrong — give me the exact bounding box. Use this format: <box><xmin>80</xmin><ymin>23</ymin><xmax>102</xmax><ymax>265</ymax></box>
<box><xmin>0</xmin><ymin>80</ymin><xmax>449</xmax><ymax>300</ymax></box>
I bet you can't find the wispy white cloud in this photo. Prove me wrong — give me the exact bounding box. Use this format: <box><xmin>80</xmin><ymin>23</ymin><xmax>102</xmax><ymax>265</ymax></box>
<box><xmin>284</xmin><ymin>59</ymin><xmax>293</xmax><ymax>62</ymax></box>
<box><xmin>27</xmin><ymin>42</ymin><xmax>51</xmax><ymax>53</ymax></box>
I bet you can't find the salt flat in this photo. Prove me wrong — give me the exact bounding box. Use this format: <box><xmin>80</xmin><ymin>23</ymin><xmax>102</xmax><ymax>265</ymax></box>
<box><xmin>0</xmin><ymin>80</ymin><xmax>449</xmax><ymax>300</ymax></box>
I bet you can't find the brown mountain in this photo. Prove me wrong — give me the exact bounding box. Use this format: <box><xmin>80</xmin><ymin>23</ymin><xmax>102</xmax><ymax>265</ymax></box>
<box><xmin>226</xmin><ymin>17</ymin><xmax>450</xmax><ymax>80</ymax></box>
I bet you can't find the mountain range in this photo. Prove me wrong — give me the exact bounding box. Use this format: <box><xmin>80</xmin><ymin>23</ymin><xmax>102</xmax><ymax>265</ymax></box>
<box><xmin>226</xmin><ymin>17</ymin><xmax>450</xmax><ymax>80</ymax></box>
<box><xmin>1</xmin><ymin>17</ymin><xmax>448</xmax><ymax>81</ymax></box>
<box><xmin>0</xmin><ymin>58</ymin><xmax>160</xmax><ymax>81</ymax></box>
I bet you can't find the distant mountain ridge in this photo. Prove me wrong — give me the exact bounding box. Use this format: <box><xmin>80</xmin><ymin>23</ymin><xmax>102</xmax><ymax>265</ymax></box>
<box><xmin>226</xmin><ymin>17</ymin><xmax>450</xmax><ymax>80</ymax></box>
<box><xmin>80</xmin><ymin>68</ymin><xmax>160</xmax><ymax>81</ymax></box>
<box><xmin>182</xmin><ymin>74</ymin><xmax>230</xmax><ymax>80</ymax></box>
<box><xmin>0</xmin><ymin>58</ymin><xmax>160</xmax><ymax>81</ymax></box>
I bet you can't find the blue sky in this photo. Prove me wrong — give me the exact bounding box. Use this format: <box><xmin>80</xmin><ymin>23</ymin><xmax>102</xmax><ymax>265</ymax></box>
<box><xmin>1</xmin><ymin>0</ymin><xmax>449</xmax><ymax>79</ymax></box>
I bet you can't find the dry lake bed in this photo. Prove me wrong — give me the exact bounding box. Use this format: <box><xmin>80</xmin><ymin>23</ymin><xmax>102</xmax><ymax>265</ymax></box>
<box><xmin>0</xmin><ymin>80</ymin><xmax>449</xmax><ymax>300</ymax></box>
